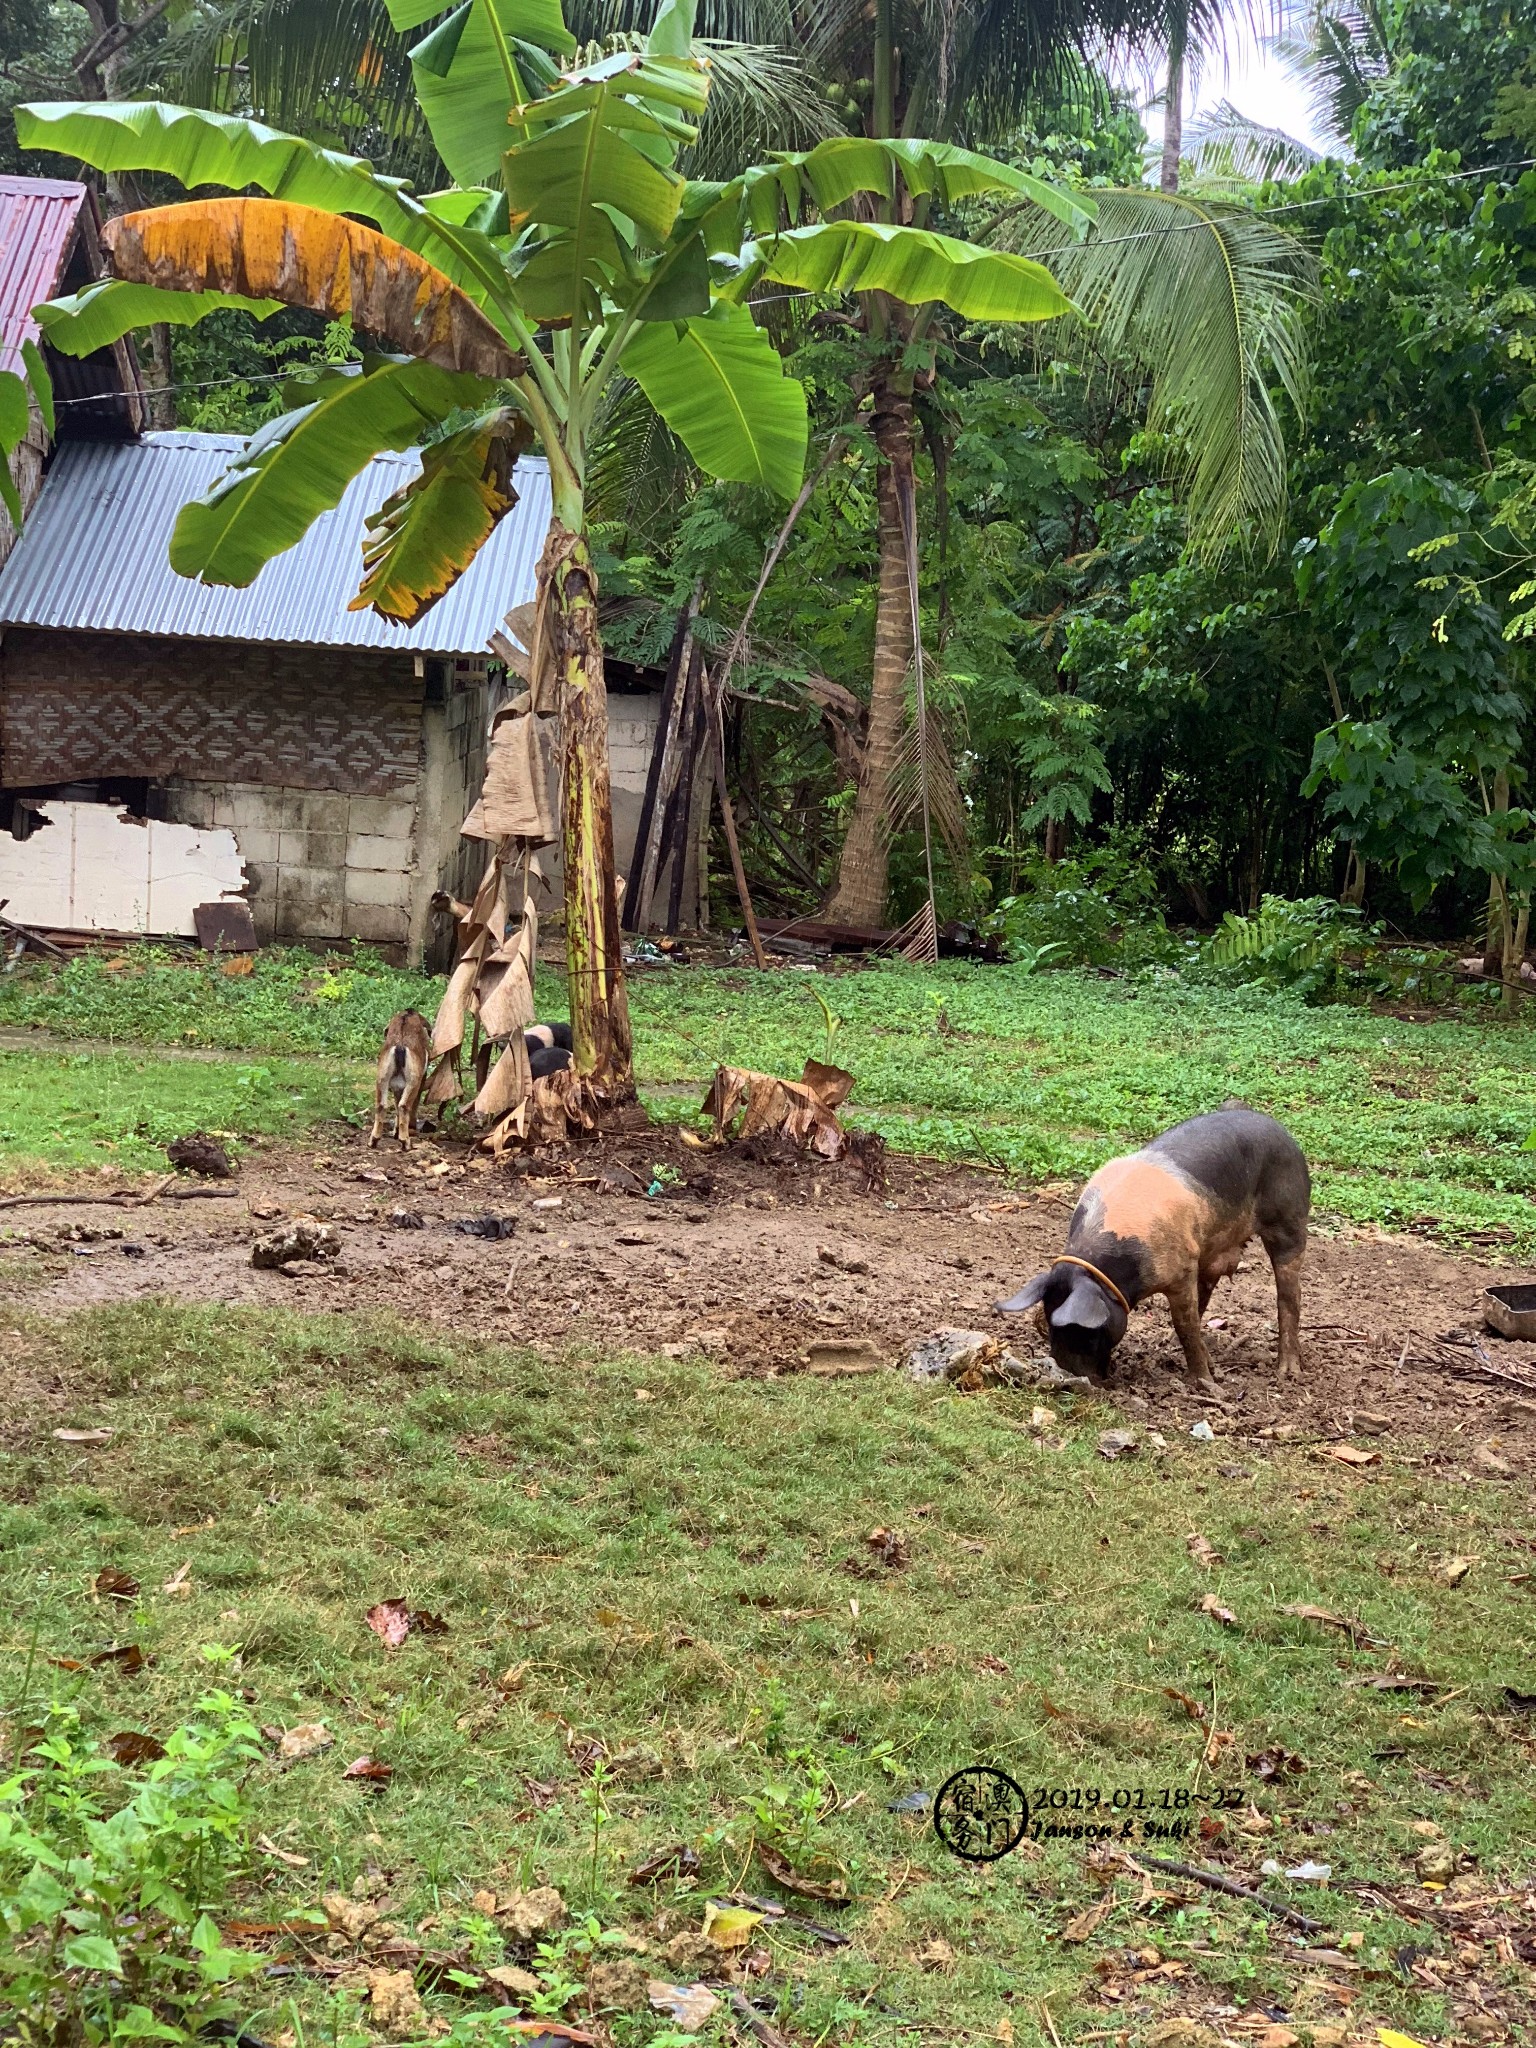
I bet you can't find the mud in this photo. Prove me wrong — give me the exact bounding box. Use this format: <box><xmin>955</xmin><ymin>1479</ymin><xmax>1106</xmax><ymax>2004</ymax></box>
<box><xmin>3</xmin><ymin>1108</ymin><xmax>1534</xmax><ymax>1455</ymax></box>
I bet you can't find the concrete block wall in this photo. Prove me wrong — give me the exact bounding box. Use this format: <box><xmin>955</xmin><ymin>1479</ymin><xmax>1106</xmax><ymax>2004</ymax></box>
<box><xmin>165</xmin><ymin>780</ymin><xmax>418</xmax><ymax>952</ymax></box>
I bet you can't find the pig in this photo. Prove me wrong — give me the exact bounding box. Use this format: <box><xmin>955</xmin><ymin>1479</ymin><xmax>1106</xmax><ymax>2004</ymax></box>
<box><xmin>529</xmin><ymin>1044</ymin><xmax>572</xmax><ymax>1080</ymax></box>
<box><xmin>525</xmin><ymin>1021</ymin><xmax>573</xmax><ymax>1054</ymax></box>
<box><xmin>998</xmin><ymin>1106</ymin><xmax>1310</xmax><ymax>1398</ymax></box>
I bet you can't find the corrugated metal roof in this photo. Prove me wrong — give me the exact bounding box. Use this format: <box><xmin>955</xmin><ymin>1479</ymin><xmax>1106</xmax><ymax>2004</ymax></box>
<box><xmin>0</xmin><ymin>175</ymin><xmax>86</xmax><ymax>379</ymax></box>
<box><xmin>0</xmin><ymin>431</ymin><xmax>553</xmax><ymax>655</ymax></box>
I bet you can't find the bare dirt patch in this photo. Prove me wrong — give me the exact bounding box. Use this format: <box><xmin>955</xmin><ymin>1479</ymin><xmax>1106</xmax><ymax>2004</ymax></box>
<box><xmin>4</xmin><ymin>1107</ymin><xmax>1533</xmax><ymax>1462</ymax></box>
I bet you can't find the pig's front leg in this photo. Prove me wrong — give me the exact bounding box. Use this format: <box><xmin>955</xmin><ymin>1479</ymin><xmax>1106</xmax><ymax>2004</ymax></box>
<box><xmin>1273</xmin><ymin>1253</ymin><xmax>1305</xmax><ymax>1382</ymax></box>
<box><xmin>1166</xmin><ymin>1276</ymin><xmax>1223</xmax><ymax>1400</ymax></box>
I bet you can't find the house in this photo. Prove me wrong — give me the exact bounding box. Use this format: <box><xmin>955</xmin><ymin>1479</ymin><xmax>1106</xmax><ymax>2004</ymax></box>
<box><xmin>0</xmin><ymin>174</ymin><xmax>143</xmax><ymax>563</ymax></box>
<box><xmin>0</xmin><ymin>175</ymin><xmax>695</xmax><ymax>965</ymax></box>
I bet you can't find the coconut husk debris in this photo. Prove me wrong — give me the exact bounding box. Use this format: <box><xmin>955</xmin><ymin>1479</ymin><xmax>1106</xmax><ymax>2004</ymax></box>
<box><xmin>701</xmin><ymin>1058</ymin><xmax>857</xmax><ymax>1158</ymax></box>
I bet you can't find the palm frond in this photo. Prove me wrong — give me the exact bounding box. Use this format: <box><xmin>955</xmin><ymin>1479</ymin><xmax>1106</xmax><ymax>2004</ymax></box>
<box><xmin>997</xmin><ymin>185</ymin><xmax>1317</xmax><ymax>557</ymax></box>
<box><xmin>155</xmin><ymin>0</ymin><xmax>437</xmax><ymax>182</ymax></box>
<box><xmin>1184</xmin><ymin>98</ymin><xmax>1323</xmax><ymax>182</ymax></box>
<box><xmin>887</xmin><ymin>676</ymin><xmax>970</xmax><ymax>870</ymax></box>
<box><xmin>1274</xmin><ymin>0</ymin><xmax>1393</xmax><ymax>146</ymax></box>
<box><xmin>689</xmin><ymin>39</ymin><xmax>845</xmax><ymax>175</ymax></box>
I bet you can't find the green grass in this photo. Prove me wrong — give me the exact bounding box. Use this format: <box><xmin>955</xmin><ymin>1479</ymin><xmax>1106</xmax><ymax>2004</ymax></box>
<box><xmin>0</xmin><ymin>1045</ymin><xmax>370</xmax><ymax>1178</ymax></box>
<box><xmin>4</xmin><ymin>948</ymin><xmax>1536</xmax><ymax>1246</ymax></box>
<box><xmin>2</xmin><ymin>1301</ymin><xmax>1530</xmax><ymax>2047</ymax></box>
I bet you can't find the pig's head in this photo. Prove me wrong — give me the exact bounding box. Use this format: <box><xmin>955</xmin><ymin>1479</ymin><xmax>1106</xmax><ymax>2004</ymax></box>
<box><xmin>997</xmin><ymin>1263</ymin><xmax>1128</xmax><ymax>1380</ymax></box>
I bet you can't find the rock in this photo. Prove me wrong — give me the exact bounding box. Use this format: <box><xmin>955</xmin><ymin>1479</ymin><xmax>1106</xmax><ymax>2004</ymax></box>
<box><xmin>663</xmin><ymin>1932</ymin><xmax>719</xmax><ymax>1978</ymax></box>
<box><xmin>367</xmin><ymin>1967</ymin><xmax>425</xmax><ymax>2039</ymax></box>
<box><xmin>498</xmin><ymin>1886</ymin><xmax>567</xmax><ymax>1944</ymax></box>
<box><xmin>1415</xmin><ymin>1840</ymin><xmax>1459</xmax><ymax>1881</ymax></box>
<box><xmin>485</xmin><ymin>1965</ymin><xmax>540</xmax><ymax>1998</ymax></box>
<box><xmin>586</xmin><ymin>1959</ymin><xmax>651</xmax><ymax>2010</ymax></box>
<box><xmin>388</xmin><ymin>1208</ymin><xmax>426</xmax><ymax>1230</ymax></box>
<box><xmin>903</xmin><ymin>1328</ymin><xmax>1040</xmax><ymax>1388</ymax></box>
<box><xmin>805</xmin><ymin>1337</ymin><xmax>886</xmax><ymax>1376</ymax></box>
<box><xmin>167</xmin><ymin>1133</ymin><xmax>234</xmax><ymax>1178</ymax></box>
<box><xmin>323</xmin><ymin>1893</ymin><xmax>381</xmax><ymax>1942</ymax></box>
<box><xmin>905</xmin><ymin>1328</ymin><xmax>990</xmax><ymax>1381</ymax></box>
<box><xmin>251</xmin><ymin>1216</ymin><xmax>338</xmax><ymax>1269</ymax></box>
<box><xmin>1189</xmin><ymin>1420</ymin><xmax>1216</xmax><ymax>1442</ymax></box>
<box><xmin>1097</xmin><ymin>1428</ymin><xmax>1139</xmax><ymax>1460</ymax></box>
<box><xmin>1472</xmin><ymin>1443</ymin><xmax>1512</xmax><ymax>1477</ymax></box>
<box><xmin>470</xmin><ymin>1889</ymin><xmax>498</xmax><ymax>1915</ymax></box>
<box><xmin>819</xmin><ymin>1246</ymin><xmax>871</xmax><ymax>1274</ymax></box>
<box><xmin>1217</xmin><ymin>1462</ymin><xmax>1253</xmax><ymax>1479</ymax></box>
<box><xmin>1354</xmin><ymin>1410</ymin><xmax>1392</xmax><ymax>1433</ymax></box>
<box><xmin>1029</xmin><ymin>1358</ymin><xmax>1094</xmax><ymax>1392</ymax></box>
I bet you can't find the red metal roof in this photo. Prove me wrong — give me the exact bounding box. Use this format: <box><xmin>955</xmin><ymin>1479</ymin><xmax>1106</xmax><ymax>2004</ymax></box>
<box><xmin>0</xmin><ymin>174</ymin><xmax>88</xmax><ymax>378</ymax></box>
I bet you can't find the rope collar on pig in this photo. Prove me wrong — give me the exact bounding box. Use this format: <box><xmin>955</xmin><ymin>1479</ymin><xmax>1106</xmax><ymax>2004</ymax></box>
<box><xmin>1054</xmin><ymin>1254</ymin><xmax>1133</xmax><ymax>1319</ymax></box>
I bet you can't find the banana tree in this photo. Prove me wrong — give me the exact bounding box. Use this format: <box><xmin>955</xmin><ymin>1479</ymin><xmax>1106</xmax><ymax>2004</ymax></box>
<box><xmin>15</xmin><ymin>0</ymin><xmax>1087</xmax><ymax>1086</ymax></box>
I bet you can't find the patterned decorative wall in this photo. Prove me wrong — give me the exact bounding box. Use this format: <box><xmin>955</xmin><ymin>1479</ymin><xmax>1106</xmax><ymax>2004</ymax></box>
<box><xmin>0</xmin><ymin>629</ymin><xmax>423</xmax><ymax>794</ymax></box>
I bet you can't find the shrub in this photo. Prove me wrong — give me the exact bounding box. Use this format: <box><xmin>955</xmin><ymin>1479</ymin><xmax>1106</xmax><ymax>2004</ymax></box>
<box><xmin>0</xmin><ymin>1684</ymin><xmax>264</xmax><ymax>2045</ymax></box>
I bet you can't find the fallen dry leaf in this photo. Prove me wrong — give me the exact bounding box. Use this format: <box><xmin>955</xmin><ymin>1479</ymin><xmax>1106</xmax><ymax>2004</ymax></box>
<box><xmin>913</xmin><ymin>1937</ymin><xmax>956</xmax><ymax>1970</ymax></box>
<box><xmin>1195</xmin><ymin>1592</ymin><xmax>1238</xmax><ymax>1626</ymax></box>
<box><xmin>91</xmin><ymin>1567</ymin><xmax>140</xmax><ymax>1602</ymax></box>
<box><xmin>702</xmin><ymin>1904</ymin><xmax>763</xmax><ymax>1950</ymax></box>
<box><xmin>1247</xmin><ymin>1743</ymin><xmax>1307</xmax><ymax>1780</ymax></box>
<box><xmin>756</xmin><ymin>1840</ymin><xmax>849</xmax><ymax>1901</ymax></box>
<box><xmin>1203</xmin><ymin>1727</ymin><xmax>1237</xmax><ymax>1767</ymax></box>
<box><xmin>161</xmin><ymin>1561</ymin><xmax>192</xmax><ymax>1597</ymax></box>
<box><xmin>1436</xmin><ymin>1555</ymin><xmax>1476</xmax><ymax>1586</ymax></box>
<box><xmin>1185</xmin><ymin>1532</ymin><xmax>1223</xmax><ymax>1570</ymax></box>
<box><xmin>1061</xmin><ymin>1894</ymin><xmax>1115</xmax><ymax>1942</ymax></box>
<box><xmin>90</xmin><ymin>1644</ymin><xmax>146</xmax><ymax>1674</ymax></box>
<box><xmin>647</xmin><ymin>1982</ymin><xmax>719</xmax><ymax>2034</ymax></box>
<box><xmin>1281</xmin><ymin>1601</ymin><xmax>1383</xmax><ymax>1644</ymax></box>
<box><xmin>1163</xmin><ymin>1686</ymin><xmax>1208</xmax><ymax>1723</ymax></box>
<box><xmin>629</xmin><ymin>1844</ymin><xmax>702</xmax><ymax>1886</ymax></box>
<box><xmin>278</xmin><ymin>1722</ymin><xmax>333</xmax><ymax>1761</ymax></box>
<box><xmin>256</xmin><ymin>1833</ymin><xmax>310</xmax><ymax>1869</ymax></box>
<box><xmin>53</xmin><ymin>1428</ymin><xmax>114</xmax><ymax>1446</ymax></box>
<box><xmin>105</xmin><ymin>1729</ymin><xmax>166</xmax><ymax>1765</ymax></box>
<box><xmin>864</xmin><ymin>1526</ymin><xmax>911</xmax><ymax>1569</ymax></box>
<box><xmin>1325</xmin><ymin>1442</ymin><xmax>1381</xmax><ymax>1467</ymax></box>
<box><xmin>343</xmin><ymin>1755</ymin><xmax>394</xmax><ymax>1783</ymax></box>
<box><xmin>1097</xmin><ymin>1429</ymin><xmax>1138</xmax><ymax>1460</ymax></box>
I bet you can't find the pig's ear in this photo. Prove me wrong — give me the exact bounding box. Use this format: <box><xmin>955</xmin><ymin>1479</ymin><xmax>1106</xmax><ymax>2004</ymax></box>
<box><xmin>1052</xmin><ymin>1278</ymin><xmax>1112</xmax><ymax>1330</ymax></box>
<box><xmin>998</xmin><ymin>1271</ymin><xmax>1050</xmax><ymax>1313</ymax></box>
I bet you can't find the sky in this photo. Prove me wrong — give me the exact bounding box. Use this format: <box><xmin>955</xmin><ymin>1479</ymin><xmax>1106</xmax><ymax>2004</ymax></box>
<box><xmin>1124</xmin><ymin>14</ymin><xmax>1334</xmax><ymax>159</ymax></box>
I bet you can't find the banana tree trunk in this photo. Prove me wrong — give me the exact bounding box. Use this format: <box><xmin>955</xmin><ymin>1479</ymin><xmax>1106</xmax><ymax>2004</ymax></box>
<box><xmin>824</xmin><ymin>363</ymin><xmax>914</xmax><ymax>929</ymax></box>
<box><xmin>547</xmin><ymin>522</ymin><xmax>634</xmax><ymax>1095</ymax></box>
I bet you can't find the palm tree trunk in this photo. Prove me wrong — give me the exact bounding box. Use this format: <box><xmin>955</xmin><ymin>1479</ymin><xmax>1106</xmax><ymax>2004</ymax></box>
<box><xmin>824</xmin><ymin>363</ymin><xmax>914</xmax><ymax>928</ymax></box>
<box><xmin>1160</xmin><ymin>36</ymin><xmax>1184</xmax><ymax>193</ymax></box>
<box><xmin>547</xmin><ymin>522</ymin><xmax>634</xmax><ymax>1094</ymax></box>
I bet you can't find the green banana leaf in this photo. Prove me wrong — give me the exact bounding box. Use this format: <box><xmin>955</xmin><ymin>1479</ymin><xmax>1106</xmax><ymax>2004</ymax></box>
<box><xmin>34</xmin><ymin>280</ymin><xmax>284</xmax><ymax>357</ymax></box>
<box><xmin>407</xmin><ymin>0</ymin><xmax>547</xmax><ymax>188</ymax></box>
<box><xmin>621</xmin><ymin>300</ymin><xmax>806</xmax><ymax>500</ymax></box>
<box><xmin>385</xmin><ymin>0</ymin><xmax>573</xmax><ymax>50</ymax></box>
<box><xmin>170</xmin><ymin>358</ymin><xmax>497</xmax><ymax>586</ymax></box>
<box><xmin>21</xmin><ymin>340</ymin><xmax>53</xmax><ymax>436</ymax></box>
<box><xmin>747</xmin><ymin>220</ymin><xmax>1072</xmax><ymax>322</ymax></box>
<box><xmin>354</xmin><ymin>408</ymin><xmax>533</xmax><ymax>621</ymax></box>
